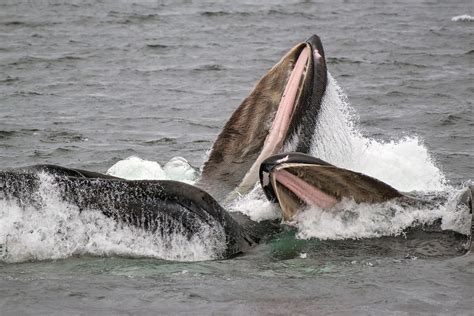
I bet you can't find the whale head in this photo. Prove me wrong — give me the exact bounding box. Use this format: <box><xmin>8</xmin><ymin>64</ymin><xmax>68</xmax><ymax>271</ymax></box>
<box><xmin>198</xmin><ymin>35</ymin><xmax>328</xmax><ymax>201</ymax></box>
<box><xmin>259</xmin><ymin>152</ymin><xmax>404</xmax><ymax>221</ymax></box>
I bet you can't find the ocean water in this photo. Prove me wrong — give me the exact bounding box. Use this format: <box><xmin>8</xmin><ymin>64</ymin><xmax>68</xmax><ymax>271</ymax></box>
<box><xmin>1</xmin><ymin>0</ymin><xmax>473</xmax><ymax>314</ymax></box>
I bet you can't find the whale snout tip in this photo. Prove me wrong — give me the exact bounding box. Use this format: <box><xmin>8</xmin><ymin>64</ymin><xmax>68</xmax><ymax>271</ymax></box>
<box><xmin>305</xmin><ymin>34</ymin><xmax>326</xmax><ymax>61</ymax></box>
<box><xmin>305</xmin><ymin>34</ymin><xmax>322</xmax><ymax>43</ymax></box>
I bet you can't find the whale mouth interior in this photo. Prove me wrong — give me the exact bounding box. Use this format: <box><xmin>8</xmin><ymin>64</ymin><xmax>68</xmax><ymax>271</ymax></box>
<box><xmin>268</xmin><ymin>44</ymin><xmax>311</xmax><ymax>146</ymax></box>
<box><xmin>268</xmin><ymin>162</ymin><xmax>403</xmax><ymax>221</ymax></box>
<box><xmin>230</xmin><ymin>44</ymin><xmax>313</xmax><ymax>198</ymax></box>
<box><xmin>270</xmin><ymin>163</ymin><xmax>339</xmax><ymax>220</ymax></box>
<box><xmin>254</xmin><ymin>44</ymin><xmax>311</xmax><ymax>163</ymax></box>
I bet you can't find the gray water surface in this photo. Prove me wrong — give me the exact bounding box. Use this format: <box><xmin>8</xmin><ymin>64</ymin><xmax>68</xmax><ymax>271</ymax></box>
<box><xmin>1</xmin><ymin>0</ymin><xmax>473</xmax><ymax>314</ymax></box>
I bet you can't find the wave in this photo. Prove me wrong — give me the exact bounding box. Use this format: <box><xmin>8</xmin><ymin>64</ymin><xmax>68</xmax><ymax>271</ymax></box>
<box><xmin>451</xmin><ymin>15</ymin><xmax>474</xmax><ymax>22</ymax></box>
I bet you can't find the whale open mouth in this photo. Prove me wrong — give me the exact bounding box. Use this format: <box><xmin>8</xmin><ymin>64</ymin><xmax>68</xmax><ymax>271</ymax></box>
<box><xmin>259</xmin><ymin>153</ymin><xmax>404</xmax><ymax>221</ymax></box>
<box><xmin>199</xmin><ymin>35</ymin><xmax>328</xmax><ymax>201</ymax></box>
<box><xmin>229</xmin><ymin>43</ymin><xmax>313</xmax><ymax>196</ymax></box>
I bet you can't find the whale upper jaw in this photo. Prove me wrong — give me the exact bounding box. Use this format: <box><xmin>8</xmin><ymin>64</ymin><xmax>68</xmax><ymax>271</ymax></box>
<box><xmin>198</xmin><ymin>35</ymin><xmax>328</xmax><ymax>202</ymax></box>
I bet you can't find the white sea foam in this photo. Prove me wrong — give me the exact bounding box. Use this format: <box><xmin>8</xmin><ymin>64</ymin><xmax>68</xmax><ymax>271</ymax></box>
<box><xmin>451</xmin><ymin>15</ymin><xmax>474</xmax><ymax>22</ymax></box>
<box><xmin>293</xmin><ymin>190</ymin><xmax>471</xmax><ymax>240</ymax></box>
<box><xmin>227</xmin><ymin>184</ymin><xmax>281</xmax><ymax>222</ymax></box>
<box><xmin>163</xmin><ymin>156</ymin><xmax>200</xmax><ymax>183</ymax></box>
<box><xmin>107</xmin><ymin>156</ymin><xmax>167</xmax><ymax>180</ymax></box>
<box><xmin>0</xmin><ymin>173</ymin><xmax>224</xmax><ymax>263</ymax></box>
<box><xmin>107</xmin><ymin>155</ymin><xmax>198</xmax><ymax>184</ymax></box>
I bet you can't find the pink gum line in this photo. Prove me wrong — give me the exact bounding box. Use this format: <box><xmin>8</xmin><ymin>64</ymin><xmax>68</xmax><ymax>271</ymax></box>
<box><xmin>274</xmin><ymin>169</ymin><xmax>338</xmax><ymax>209</ymax></box>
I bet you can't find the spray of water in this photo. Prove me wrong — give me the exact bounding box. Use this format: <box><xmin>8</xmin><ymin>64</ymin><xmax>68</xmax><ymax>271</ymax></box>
<box><xmin>310</xmin><ymin>74</ymin><xmax>447</xmax><ymax>192</ymax></box>
<box><xmin>293</xmin><ymin>191</ymin><xmax>471</xmax><ymax>240</ymax></box>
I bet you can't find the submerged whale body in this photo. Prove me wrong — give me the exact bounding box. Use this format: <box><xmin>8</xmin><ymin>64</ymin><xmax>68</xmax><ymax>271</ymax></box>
<box><xmin>1</xmin><ymin>35</ymin><xmax>472</xmax><ymax>260</ymax></box>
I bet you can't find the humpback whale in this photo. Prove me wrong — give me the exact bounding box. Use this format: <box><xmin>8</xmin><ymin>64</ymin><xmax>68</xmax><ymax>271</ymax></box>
<box><xmin>0</xmin><ymin>35</ymin><xmax>472</xmax><ymax>260</ymax></box>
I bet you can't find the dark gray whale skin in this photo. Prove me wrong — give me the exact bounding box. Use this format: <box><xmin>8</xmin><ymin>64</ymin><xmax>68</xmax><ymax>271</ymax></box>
<box><xmin>0</xmin><ymin>165</ymin><xmax>274</xmax><ymax>259</ymax></box>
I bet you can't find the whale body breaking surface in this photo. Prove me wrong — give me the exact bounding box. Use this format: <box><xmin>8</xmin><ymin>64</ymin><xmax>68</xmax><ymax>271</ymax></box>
<box><xmin>0</xmin><ymin>35</ymin><xmax>472</xmax><ymax>262</ymax></box>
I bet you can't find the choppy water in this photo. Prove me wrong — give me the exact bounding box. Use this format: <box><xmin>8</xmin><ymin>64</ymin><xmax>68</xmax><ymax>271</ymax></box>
<box><xmin>1</xmin><ymin>0</ymin><xmax>473</xmax><ymax>314</ymax></box>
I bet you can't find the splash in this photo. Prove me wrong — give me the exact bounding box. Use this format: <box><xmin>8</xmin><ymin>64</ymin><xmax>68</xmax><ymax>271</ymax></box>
<box><xmin>293</xmin><ymin>190</ymin><xmax>471</xmax><ymax>240</ymax></box>
<box><xmin>227</xmin><ymin>184</ymin><xmax>281</xmax><ymax>222</ymax></box>
<box><xmin>310</xmin><ymin>74</ymin><xmax>447</xmax><ymax>192</ymax></box>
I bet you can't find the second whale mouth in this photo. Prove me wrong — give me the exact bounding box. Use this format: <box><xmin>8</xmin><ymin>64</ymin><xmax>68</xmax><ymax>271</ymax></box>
<box><xmin>260</xmin><ymin>153</ymin><xmax>404</xmax><ymax>221</ymax></box>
